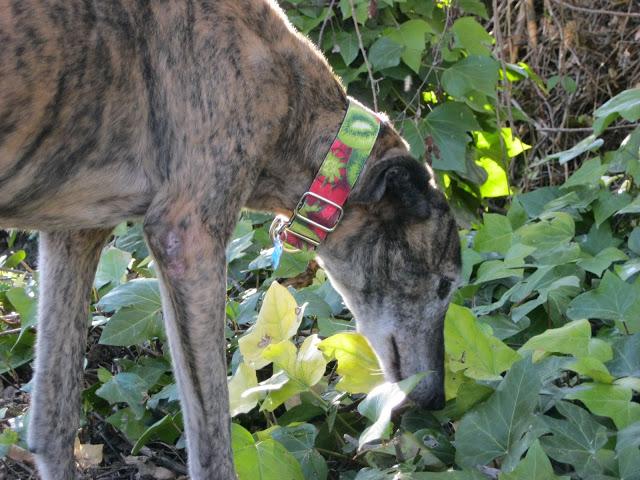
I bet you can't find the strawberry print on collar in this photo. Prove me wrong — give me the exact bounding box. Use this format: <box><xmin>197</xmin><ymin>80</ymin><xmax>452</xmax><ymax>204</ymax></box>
<box><xmin>272</xmin><ymin>99</ymin><xmax>382</xmax><ymax>251</ymax></box>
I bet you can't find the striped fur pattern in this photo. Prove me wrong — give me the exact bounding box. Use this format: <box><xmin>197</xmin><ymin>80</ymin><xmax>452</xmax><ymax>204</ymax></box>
<box><xmin>0</xmin><ymin>1</ymin><xmax>460</xmax><ymax>478</ymax></box>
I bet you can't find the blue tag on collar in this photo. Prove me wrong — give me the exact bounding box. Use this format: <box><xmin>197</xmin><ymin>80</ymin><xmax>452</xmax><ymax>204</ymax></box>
<box><xmin>272</xmin><ymin>236</ymin><xmax>283</xmax><ymax>270</ymax></box>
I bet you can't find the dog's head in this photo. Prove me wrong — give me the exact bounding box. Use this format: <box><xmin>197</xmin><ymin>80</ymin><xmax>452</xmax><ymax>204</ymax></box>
<box><xmin>317</xmin><ymin>125</ymin><xmax>461</xmax><ymax>409</ymax></box>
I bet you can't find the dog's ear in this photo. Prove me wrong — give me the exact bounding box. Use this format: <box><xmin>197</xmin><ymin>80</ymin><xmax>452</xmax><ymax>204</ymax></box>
<box><xmin>349</xmin><ymin>156</ymin><xmax>433</xmax><ymax>219</ymax></box>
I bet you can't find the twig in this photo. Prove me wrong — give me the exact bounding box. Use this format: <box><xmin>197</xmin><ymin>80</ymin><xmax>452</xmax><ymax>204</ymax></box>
<box><xmin>550</xmin><ymin>0</ymin><xmax>640</xmax><ymax>18</ymax></box>
<box><xmin>0</xmin><ymin>327</ymin><xmax>26</xmax><ymax>337</ymax></box>
<box><xmin>139</xmin><ymin>447</ymin><xmax>188</xmax><ymax>476</ymax></box>
<box><xmin>538</xmin><ymin>123</ymin><xmax>639</xmax><ymax>132</ymax></box>
<box><xmin>348</xmin><ymin>0</ymin><xmax>378</xmax><ymax>111</ymax></box>
<box><xmin>317</xmin><ymin>0</ymin><xmax>337</xmax><ymax>49</ymax></box>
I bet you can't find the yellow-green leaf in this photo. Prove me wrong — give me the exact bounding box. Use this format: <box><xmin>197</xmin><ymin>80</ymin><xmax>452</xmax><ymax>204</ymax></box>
<box><xmin>566</xmin><ymin>384</ymin><xmax>640</xmax><ymax>429</ymax></box>
<box><xmin>229</xmin><ymin>363</ymin><xmax>261</xmax><ymax>417</ymax></box>
<box><xmin>445</xmin><ymin>304</ymin><xmax>520</xmax><ymax>381</ymax></box>
<box><xmin>318</xmin><ymin>332</ymin><xmax>384</xmax><ymax>394</ymax></box>
<box><xmin>239</xmin><ymin>282</ymin><xmax>302</xmax><ymax>369</ymax></box>
<box><xmin>519</xmin><ymin>319</ymin><xmax>591</xmax><ymax>360</ymax></box>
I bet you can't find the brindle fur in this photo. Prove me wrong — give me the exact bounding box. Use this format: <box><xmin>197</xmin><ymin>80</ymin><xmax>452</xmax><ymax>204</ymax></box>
<box><xmin>0</xmin><ymin>1</ymin><xmax>460</xmax><ymax>478</ymax></box>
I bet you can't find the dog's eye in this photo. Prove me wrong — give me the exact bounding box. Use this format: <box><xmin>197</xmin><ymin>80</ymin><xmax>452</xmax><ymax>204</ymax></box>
<box><xmin>436</xmin><ymin>278</ymin><xmax>451</xmax><ymax>299</ymax></box>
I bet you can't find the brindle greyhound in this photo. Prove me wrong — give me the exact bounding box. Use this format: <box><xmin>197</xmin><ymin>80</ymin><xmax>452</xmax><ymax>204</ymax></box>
<box><xmin>0</xmin><ymin>0</ymin><xmax>461</xmax><ymax>478</ymax></box>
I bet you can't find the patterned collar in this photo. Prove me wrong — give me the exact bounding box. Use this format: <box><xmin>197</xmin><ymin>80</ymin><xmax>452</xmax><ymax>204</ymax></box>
<box><xmin>270</xmin><ymin>99</ymin><xmax>381</xmax><ymax>263</ymax></box>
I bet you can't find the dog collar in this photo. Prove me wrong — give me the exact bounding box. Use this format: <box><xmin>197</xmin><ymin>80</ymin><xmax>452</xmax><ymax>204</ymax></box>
<box><xmin>270</xmin><ymin>99</ymin><xmax>381</xmax><ymax>259</ymax></box>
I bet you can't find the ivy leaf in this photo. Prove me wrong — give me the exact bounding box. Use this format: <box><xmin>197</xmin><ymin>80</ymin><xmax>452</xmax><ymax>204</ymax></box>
<box><xmin>232</xmin><ymin>424</ymin><xmax>304</xmax><ymax>480</ymax></box>
<box><xmin>539</xmin><ymin>401</ymin><xmax>610</xmax><ymax>478</ymax></box>
<box><xmin>516</xmin><ymin>212</ymin><xmax>575</xmax><ymax>251</ymax></box>
<box><xmin>271</xmin><ymin>424</ymin><xmax>328</xmax><ymax>480</ymax></box>
<box><xmin>318</xmin><ymin>332</ymin><xmax>384</xmax><ymax>393</ymax></box>
<box><xmin>593</xmin><ymin>88</ymin><xmax>640</xmax><ymax>134</ymax></box>
<box><xmin>561</xmin><ymin>157</ymin><xmax>607</xmax><ymax>189</ymax></box>
<box><xmin>358</xmin><ymin>374</ymin><xmax>424</xmax><ymax>447</ymax></box>
<box><xmin>457</xmin><ymin>0</ymin><xmax>489</xmax><ymax>19</ymax></box>
<box><xmin>473</xmin><ymin>214</ymin><xmax>513</xmax><ymax>255</ymax></box>
<box><xmin>423</xmin><ymin>102</ymin><xmax>480</xmax><ymax>173</ymax></box>
<box><xmin>577</xmin><ymin>247</ymin><xmax>628</xmax><ymax>276</ymax></box>
<box><xmin>95</xmin><ymin>247</ymin><xmax>131</xmax><ymax>289</ymax></box>
<box><xmin>264</xmin><ymin>335</ymin><xmax>326</xmax><ymax>388</ymax></box>
<box><xmin>384</xmin><ymin>19</ymin><xmax>433</xmax><ymax>73</ymax></box>
<box><xmin>239</xmin><ymin>282</ymin><xmax>303</xmax><ymax>369</ymax></box>
<box><xmin>451</xmin><ymin>17</ymin><xmax>494</xmax><ymax>56</ymax></box>
<box><xmin>454</xmin><ymin>357</ymin><xmax>542</xmax><ymax>469</ymax></box>
<box><xmin>567</xmin><ymin>271</ymin><xmax>640</xmax><ymax>332</ymax></box>
<box><xmin>593</xmin><ymin>190</ymin><xmax>632</xmax><ymax>226</ymax></box>
<box><xmin>335</xmin><ymin>31</ymin><xmax>359</xmax><ymax>66</ymax></box>
<box><xmin>566</xmin><ymin>384</ymin><xmax>640</xmax><ymax>429</ymax></box>
<box><xmin>607</xmin><ymin>333</ymin><xmax>640</xmax><ymax>377</ymax></box>
<box><xmin>442</xmin><ymin>56</ymin><xmax>499</xmax><ymax>99</ymax></box>
<box><xmin>96</xmin><ymin>373</ymin><xmax>147</xmax><ymax>419</ymax></box>
<box><xmin>519</xmin><ymin>319</ymin><xmax>592</xmax><ymax>359</ymax></box>
<box><xmin>499</xmin><ymin>440</ymin><xmax>569</xmax><ymax>480</ymax></box>
<box><xmin>229</xmin><ymin>363</ymin><xmax>261</xmax><ymax>417</ymax></box>
<box><xmin>543</xmin><ymin>135</ymin><xmax>604</xmax><ymax>165</ymax></box>
<box><xmin>565</xmin><ymin>357</ymin><xmax>614</xmax><ymax>384</ymax></box>
<box><xmin>98</xmin><ymin>279</ymin><xmax>164</xmax><ymax>346</ymax></box>
<box><xmin>445</xmin><ymin>304</ymin><xmax>520</xmax><ymax>381</ymax></box>
<box><xmin>368</xmin><ymin>37</ymin><xmax>404</xmax><ymax>71</ymax></box>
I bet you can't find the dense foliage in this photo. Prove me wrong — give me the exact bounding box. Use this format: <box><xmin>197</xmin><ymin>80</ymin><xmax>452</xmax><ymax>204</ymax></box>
<box><xmin>1</xmin><ymin>1</ymin><xmax>640</xmax><ymax>478</ymax></box>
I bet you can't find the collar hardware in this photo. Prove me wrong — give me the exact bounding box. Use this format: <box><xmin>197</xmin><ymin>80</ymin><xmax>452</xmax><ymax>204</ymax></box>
<box><xmin>270</xmin><ymin>99</ymin><xmax>381</xmax><ymax>254</ymax></box>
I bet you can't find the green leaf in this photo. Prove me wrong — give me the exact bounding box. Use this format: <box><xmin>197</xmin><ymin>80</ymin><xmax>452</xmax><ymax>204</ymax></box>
<box><xmin>270</xmin><ymin>424</ymin><xmax>328</xmax><ymax>480</ymax></box>
<box><xmin>384</xmin><ymin>20</ymin><xmax>433</xmax><ymax>73</ymax></box>
<box><xmin>474</xmin><ymin>214</ymin><xmax>513</xmax><ymax>255</ymax></box>
<box><xmin>98</xmin><ymin>279</ymin><xmax>164</xmax><ymax>346</ymax></box>
<box><xmin>454</xmin><ymin>357</ymin><xmax>542</xmax><ymax>469</ymax></box>
<box><xmin>131</xmin><ymin>413</ymin><xmax>181</xmax><ymax>455</ymax></box>
<box><xmin>519</xmin><ymin>319</ymin><xmax>591</xmax><ymax>359</ymax></box>
<box><xmin>593</xmin><ymin>190</ymin><xmax>632</xmax><ymax>226</ymax></box>
<box><xmin>567</xmin><ymin>271</ymin><xmax>640</xmax><ymax>332</ymax></box>
<box><xmin>594</xmin><ymin>88</ymin><xmax>640</xmax><ymax>134</ymax></box>
<box><xmin>232</xmin><ymin>423</ymin><xmax>304</xmax><ymax>480</ymax></box>
<box><xmin>400</xmin><ymin>119</ymin><xmax>425</xmax><ymax>160</ymax></box>
<box><xmin>516</xmin><ymin>212</ymin><xmax>575</xmax><ymax>251</ymax></box>
<box><xmin>577</xmin><ymin>247</ymin><xmax>628</xmax><ymax>276</ymax></box>
<box><xmin>477</xmin><ymin>157</ymin><xmax>511</xmax><ymax>198</ymax></box>
<box><xmin>451</xmin><ymin>17</ymin><xmax>494</xmax><ymax>56</ymax></box>
<box><xmin>607</xmin><ymin>333</ymin><xmax>640</xmax><ymax>377</ymax></box>
<box><xmin>457</xmin><ymin>0</ymin><xmax>489</xmax><ymax>19</ymax></box>
<box><xmin>499</xmin><ymin>440</ymin><xmax>569</xmax><ymax>480</ymax></box>
<box><xmin>424</xmin><ymin>102</ymin><xmax>480</xmax><ymax>173</ymax></box>
<box><xmin>442</xmin><ymin>56</ymin><xmax>499</xmax><ymax>98</ymax></box>
<box><xmin>543</xmin><ymin>135</ymin><xmax>604</xmax><ymax>165</ymax></box>
<box><xmin>96</xmin><ymin>372</ymin><xmax>147</xmax><ymax>419</ymax></box>
<box><xmin>561</xmin><ymin>157</ymin><xmax>607</xmax><ymax>189</ymax></box>
<box><xmin>566</xmin><ymin>384</ymin><xmax>640</xmax><ymax>429</ymax></box>
<box><xmin>368</xmin><ymin>37</ymin><xmax>404</xmax><ymax>71</ymax></box>
<box><xmin>358</xmin><ymin>374</ymin><xmax>424</xmax><ymax>447</ymax></box>
<box><xmin>445</xmin><ymin>304</ymin><xmax>520</xmax><ymax>380</ymax></box>
<box><xmin>239</xmin><ymin>282</ymin><xmax>303</xmax><ymax>369</ymax></box>
<box><xmin>95</xmin><ymin>247</ymin><xmax>131</xmax><ymax>289</ymax></box>
<box><xmin>335</xmin><ymin>32</ymin><xmax>359</xmax><ymax>66</ymax></box>
<box><xmin>539</xmin><ymin>401</ymin><xmax>609</xmax><ymax>478</ymax></box>
<box><xmin>6</xmin><ymin>287</ymin><xmax>37</xmax><ymax>339</ymax></box>
<box><xmin>99</xmin><ymin>305</ymin><xmax>164</xmax><ymax>346</ymax></box>
<box><xmin>318</xmin><ymin>332</ymin><xmax>384</xmax><ymax>394</ymax></box>
<box><xmin>618</xmin><ymin>195</ymin><xmax>640</xmax><ymax>215</ymax></box>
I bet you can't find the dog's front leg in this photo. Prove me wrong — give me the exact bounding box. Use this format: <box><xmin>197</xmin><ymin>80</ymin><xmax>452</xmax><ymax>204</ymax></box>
<box><xmin>143</xmin><ymin>195</ymin><xmax>235</xmax><ymax>479</ymax></box>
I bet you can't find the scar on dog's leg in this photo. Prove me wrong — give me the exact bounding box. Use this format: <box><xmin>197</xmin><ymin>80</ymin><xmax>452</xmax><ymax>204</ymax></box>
<box><xmin>144</xmin><ymin>197</ymin><xmax>234</xmax><ymax>479</ymax></box>
<box><xmin>28</xmin><ymin>229</ymin><xmax>112</xmax><ymax>480</ymax></box>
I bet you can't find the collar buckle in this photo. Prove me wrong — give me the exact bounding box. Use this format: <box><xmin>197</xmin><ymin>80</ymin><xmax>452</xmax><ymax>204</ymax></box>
<box><xmin>293</xmin><ymin>191</ymin><xmax>344</xmax><ymax>233</ymax></box>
